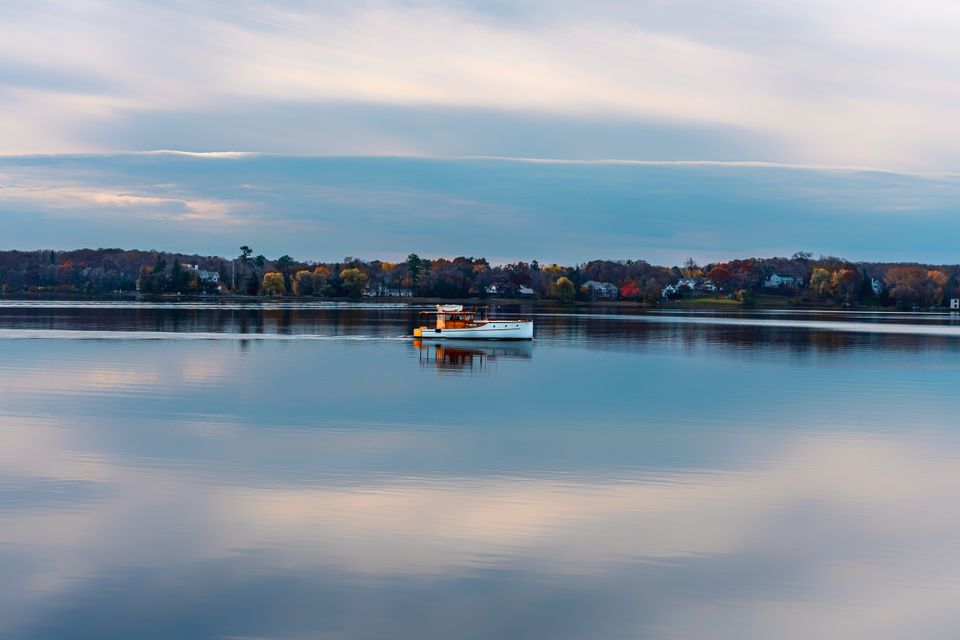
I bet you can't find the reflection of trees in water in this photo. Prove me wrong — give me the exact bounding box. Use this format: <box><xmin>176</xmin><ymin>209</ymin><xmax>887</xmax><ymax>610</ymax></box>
<box><xmin>3</xmin><ymin>305</ymin><xmax>958</xmax><ymax>356</ymax></box>
<box><xmin>533</xmin><ymin>314</ymin><xmax>960</xmax><ymax>356</ymax></box>
<box><xmin>0</xmin><ymin>306</ymin><xmax>413</xmax><ymax>336</ymax></box>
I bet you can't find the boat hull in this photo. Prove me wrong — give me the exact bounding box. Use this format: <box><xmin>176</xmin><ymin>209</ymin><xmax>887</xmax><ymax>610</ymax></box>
<box><xmin>415</xmin><ymin>321</ymin><xmax>533</xmax><ymax>340</ymax></box>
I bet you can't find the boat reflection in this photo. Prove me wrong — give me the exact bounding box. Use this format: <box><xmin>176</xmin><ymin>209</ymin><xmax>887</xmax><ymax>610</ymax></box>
<box><xmin>413</xmin><ymin>339</ymin><xmax>533</xmax><ymax>372</ymax></box>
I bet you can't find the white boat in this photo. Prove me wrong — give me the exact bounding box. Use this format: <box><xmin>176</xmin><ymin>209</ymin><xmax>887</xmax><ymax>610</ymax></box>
<box><xmin>414</xmin><ymin>305</ymin><xmax>533</xmax><ymax>340</ymax></box>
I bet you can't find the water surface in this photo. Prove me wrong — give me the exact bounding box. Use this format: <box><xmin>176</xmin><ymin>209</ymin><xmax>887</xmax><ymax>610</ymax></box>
<box><xmin>1</xmin><ymin>302</ymin><xmax>958</xmax><ymax>639</ymax></box>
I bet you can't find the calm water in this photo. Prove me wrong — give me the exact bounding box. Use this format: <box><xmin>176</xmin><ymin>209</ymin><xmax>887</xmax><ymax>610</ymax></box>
<box><xmin>1</xmin><ymin>301</ymin><xmax>959</xmax><ymax>640</ymax></box>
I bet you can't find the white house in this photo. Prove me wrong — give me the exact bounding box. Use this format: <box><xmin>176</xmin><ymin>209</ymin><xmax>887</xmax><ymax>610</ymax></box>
<box><xmin>663</xmin><ymin>278</ymin><xmax>718</xmax><ymax>298</ymax></box>
<box><xmin>951</xmin><ymin>298</ymin><xmax>959</xmax><ymax>310</ymax></box>
<box><xmin>700</xmin><ymin>279</ymin><xmax>718</xmax><ymax>292</ymax></box>
<box><xmin>763</xmin><ymin>273</ymin><xmax>802</xmax><ymax>288</ymax></box>
<box><xmin>485</xmin><ymin>283</ymin><xmax>535</xmax><ymax>298</ymax></box>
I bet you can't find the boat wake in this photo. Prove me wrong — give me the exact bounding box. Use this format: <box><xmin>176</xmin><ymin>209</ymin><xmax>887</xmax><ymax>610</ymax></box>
<box><xmin>0</xmin><ymin>329</ymin><xmax>410</xmax><ymax>341</ymax></box>
<box><xmin>534</xmin><ymin>313</ymin><xmax>960</xmax><ymax>337</ymax></box>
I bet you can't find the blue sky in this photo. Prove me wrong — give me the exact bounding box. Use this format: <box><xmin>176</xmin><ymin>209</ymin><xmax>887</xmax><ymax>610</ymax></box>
<box><xmin>3</xmin><ymin>154</ymin><xmax>959</xmax><ymax>265</ymax></box>
<box><xmin>1</xmin><ymin>1</ymin><xmax>959</xmax><ymax>263</ymax></box>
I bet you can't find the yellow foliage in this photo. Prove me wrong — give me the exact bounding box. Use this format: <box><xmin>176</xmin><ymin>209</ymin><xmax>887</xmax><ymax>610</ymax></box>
<box><xmin>262</xmin><ymin>271</ymin><xmax>285</xmax><ymax>296</ymax></box>
<box><xmin>340</xmin><ymin>267</ymin><xmax>369</xmax><ymax>297</ymax></box>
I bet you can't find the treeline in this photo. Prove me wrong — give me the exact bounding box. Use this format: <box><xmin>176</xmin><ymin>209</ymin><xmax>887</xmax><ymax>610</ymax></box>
<box><xmin>1</xmin><ymin>248</ymin><xmax>958</xmax><ymax>309</ymax></box>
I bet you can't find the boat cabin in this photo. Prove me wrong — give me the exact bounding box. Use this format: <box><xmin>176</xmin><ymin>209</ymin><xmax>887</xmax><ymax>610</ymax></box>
<box><xmin>419</xmin><ymin>305</ymin><xmax>483</xmax><ymax>330</ymax></box>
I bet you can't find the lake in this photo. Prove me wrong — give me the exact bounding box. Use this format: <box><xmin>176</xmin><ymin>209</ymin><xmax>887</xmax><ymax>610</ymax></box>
<box><xmin>1</xmin><ymin>301</ymin><xmax>959</xmax><ymax>639</ymax></box>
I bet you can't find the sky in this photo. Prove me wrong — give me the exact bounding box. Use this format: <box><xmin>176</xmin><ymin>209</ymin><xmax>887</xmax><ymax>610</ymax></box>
<box><xmin>1</xmin><ymin>0</ymin><xmax>959</xmax><ymax>264</ymax></box>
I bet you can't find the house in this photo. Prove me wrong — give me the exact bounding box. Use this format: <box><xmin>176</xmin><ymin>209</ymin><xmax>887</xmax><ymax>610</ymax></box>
<box><xmin>583</xmin><ymin>280</ymin><xmax>618</xmax><ymax>300</ymax></box>
<box><xmin>185</xmin><ymin>264</ymin><xmax>220</xmax><ymax>284</ymax></box>
<box><xmin>951</xmin><ymin>298</ymin><xmax>959</xmax><ymax>310</ymax></box>
<box><xmin>485</xmin><ymin>283</ymin><xmax>534</xmax><ymax>298</ymax></box>
<box><xmin>197</xmin><ymin>270</ymin><xmax>220</xmax><ymax>284</ymax></box>
<box><xmin>763</xmin><ymin>273</ymin><xmax>802</xmax><ymax>288</ymax></box>
<box><xmin>871</xmin><ymin>278</ymin><xmax>884</xmax><ymax>295</ymax></box>
<box><xmin>364</xmin><ymin>285</ymin><xmax>413</xmax><ymax>297</ymax></box>
<box><xmin>662</xmin><ymin>278</ymin><xmax>718</xmax><ymax>298</ymax></box>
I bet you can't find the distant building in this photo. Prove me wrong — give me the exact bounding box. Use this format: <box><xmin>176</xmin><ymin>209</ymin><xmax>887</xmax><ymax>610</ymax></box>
<box><xmin>662</xmin><ymin>278</ymin><xmax>717</xmax><ymax>298</ymax></box>
<box><xmin>185</xmin><ymin>264</ymin><xmax>220</xmax><ymax>284</ymax></box>
<box><xmin>951</xmin><ymin>298</ymin><xmax>960</xmax><ymax>310</ymax></box>
<box><xmin>763</xmin><ymin>273</ymin><xmax>802</xmax><ymax>288</ymax></box>
<box><xmin>583</xmin><ymin>280</ymin><xmax>618</xmax><ymax>300</ymax></box>
<box><xmin>365</xmin><ymin>286</ymin><xmax>413</xmax><ymax>297</ymax></box>
<box><xmin>871</xmin><ymin>278</ymin><xmax>884</xmax><ymax>295</ymax></box>
<box><xmin>197</xmin><ymin>270</ymin><xmax>220</xmax><ymax>284</ymax></box>
<box><xmin>485</xmin><ymin>283</ymin><xmax>534</xmax><ymax>298</ymax></box>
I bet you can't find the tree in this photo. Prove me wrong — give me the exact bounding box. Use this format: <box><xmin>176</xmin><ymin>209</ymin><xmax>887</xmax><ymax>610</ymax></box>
<box><xmin>169</xmin><ymin>259</ymin><xmax>186</xmax><ymax>293</ymax></box>
<box><xmin>293</xmin><ymin>269</ymin><xmax>314</xmax><ymax>296</ymax></box>
<box><xmin>555</xmin><ymin>276</ymin><xmax>575</xmax><ymax>303</ymax></box>
<box><xmin>340</xmin><ymin>267</ymin><xmax>368</xmax><ymax>298</ymax></box>
<box><xmin>810</xmin><ymin>268</ymin><xmax>831</xmax><ymax>298</ymax></box>
<box><xmin>706</xmin><ymin>264</ymin><xmax>732</xmax><ymax>289</ymax></box>
<box><xmin>406</xmin><ymin>254</ymin><xmax>425</xmax><ymax>292</ymax></box>
<box><xmin>262</xmin><ymin>271</ymin><xmax>286</xmax><ymax>296</ymax></box>
<box><xmin>830</xmin><ymin>268</ymin><xmax>858</xmax><ymax>304</ymax></box>
<box><xmin>313</xmin><ymin>266</ymin><xmax>333</xmax><ymax>296</ymax></box>
<box><xmin>681</xmin><ymin>258</ymin><xmax>702</xmax><ymax>279</ymax></box>
<box><xmin>620</xmin><ymin>282</ymin><xmax>641</xmax><ymax>300</ymax></box>
<box><xmin>885</xmin><ymin>265</ymin><xmax>926</xmax><ymax>309</ymax></box>
<box><xmin>927</xmin><ymin>269</ymin><xmax>950</xmax><ymax>306</ymax></box>
<box><xmin>246</xmin><ymin>272</ymin><xmax>260</xmax><ymax>295</ymax></box>
<box><xmin>276</xmin><ymin>254</ymin><xmax>295</xmax><ymax>292</ymax></box>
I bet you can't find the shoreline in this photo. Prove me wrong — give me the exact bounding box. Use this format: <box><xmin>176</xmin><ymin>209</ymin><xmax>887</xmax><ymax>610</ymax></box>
<box><xmin>0</xmin><ymin>291</ymin><xmax>944</xmax><ymax>312</ymax></box>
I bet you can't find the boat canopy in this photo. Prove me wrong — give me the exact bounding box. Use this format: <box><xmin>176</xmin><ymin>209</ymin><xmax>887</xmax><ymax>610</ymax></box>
<box><xmin>437</xmin><ymin>304</ymin><xmax>463</xmax><ymax>312</ymax></box>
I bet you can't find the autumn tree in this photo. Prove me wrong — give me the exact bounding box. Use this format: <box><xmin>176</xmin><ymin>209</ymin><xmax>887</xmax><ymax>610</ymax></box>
<box><xmin>262</xmin><ymin>271</ymin><xmax>286</xmax><ymax>296</ymax></box>
<box><xmin>810</xmin><ymin>268</ymin><xmax>831</xmax><ymax>298</ymax></box>
<box><xmin>555</xmin><ymin>276</ymin><xmax>575</xmax><ymax>303</ymax></box>
<box><xmin>293</xmin><ymin>269</ymin><xmax>314</xmax><ymax>295</ymax></box>
<box><xmin>830</xmin><ymin>268</ymin><xmax>859</xmax><ymax>304</ymax></box>
<box><xmin>706</xmin><ymin>264</ymin><xmax>732</xmax><ymax>289</ymax></box>
<box><xmin>681</xmin><ymin>258</ymin><xmax>703</xmax><ymax>279</ymax></box>
<box><xmin>340</xmin><ymin>267</ymin><xmax>368</xmax><ymax>298</ymax></box>
<box><xmin>884</xmin><ymin>265</ymin><xmax>926</xmax><ymax>308</ymax></box>
<box><xmin>620</xmin><ymin>282</ymin><xmax>641</xmax><ymax>300</ymax></box>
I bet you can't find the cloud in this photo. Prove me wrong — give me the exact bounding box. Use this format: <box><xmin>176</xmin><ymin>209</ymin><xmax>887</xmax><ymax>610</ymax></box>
<box><xmin>2</xmin><ymin>154</ymin><xmax>960</xmax><ymax>264</ymax></box>
<box><xmin>0</xmin><ymin>1</ymin><xmax>959</xmax><ymax>168</ymax></box>
<box><xmin>0</xmin><ymin>183</ymin><xmax>236</xmax><ymax>223</ymax></box>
